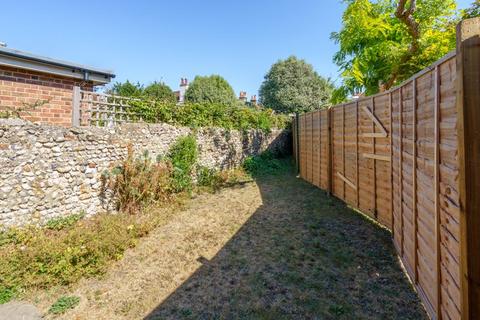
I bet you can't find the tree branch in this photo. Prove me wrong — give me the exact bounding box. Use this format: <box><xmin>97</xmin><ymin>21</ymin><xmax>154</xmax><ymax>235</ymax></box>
<box><xmin>384</xmin><ymin>0</ymin><xmax>421</xmax><ymax>89</ymax></box>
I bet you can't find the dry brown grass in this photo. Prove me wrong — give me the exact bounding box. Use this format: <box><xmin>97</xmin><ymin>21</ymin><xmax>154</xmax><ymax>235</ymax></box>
<box><xmin>26</xmin><ymin>163</ymin><xmax>427</xmax><ymax>319</ymax></box>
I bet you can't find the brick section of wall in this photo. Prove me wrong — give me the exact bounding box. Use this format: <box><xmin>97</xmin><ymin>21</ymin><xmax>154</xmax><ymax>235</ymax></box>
<box><xmin>0</xmin><ymin>65</ymin><xmax>93</xmax><ymax>127</ymax></box>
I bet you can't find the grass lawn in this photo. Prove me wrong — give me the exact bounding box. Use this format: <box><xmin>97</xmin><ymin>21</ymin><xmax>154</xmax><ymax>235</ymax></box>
<box><xmin>27</xmin><ymin>160</ymin><xmax>427</xmax><ymax>319</ymax></box>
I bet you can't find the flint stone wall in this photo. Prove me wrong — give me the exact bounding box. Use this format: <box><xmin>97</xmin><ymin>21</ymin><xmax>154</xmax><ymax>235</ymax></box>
<box><xmin>0</xmin><ymin>119</ymin><xmax>290</xmax><ymax>226</ymax></box>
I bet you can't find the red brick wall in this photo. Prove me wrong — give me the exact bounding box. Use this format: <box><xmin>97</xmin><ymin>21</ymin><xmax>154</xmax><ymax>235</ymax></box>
<box><xmin>0</xmin><ymin>65</ymin><xmax>94</xmax><ymax>127</ymax></box>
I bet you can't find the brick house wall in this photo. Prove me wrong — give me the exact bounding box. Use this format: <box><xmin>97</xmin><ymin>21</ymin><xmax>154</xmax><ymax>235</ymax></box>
<box><xmin>0</xmin><ymin>65</ymin><xmax>93</xmax><ymax>127</ymax></box>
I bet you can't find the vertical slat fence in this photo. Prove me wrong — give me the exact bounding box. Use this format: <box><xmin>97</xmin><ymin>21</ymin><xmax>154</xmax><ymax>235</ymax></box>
<box><xmin>293</xmin><ymin>18</ymin><xmax>480</xmax><ymax>320</ymax></box>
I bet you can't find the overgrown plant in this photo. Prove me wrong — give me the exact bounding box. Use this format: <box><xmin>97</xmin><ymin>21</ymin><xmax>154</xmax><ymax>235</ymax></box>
<box><xmin>168</xmin><ymin>135</ymin><xmax>198</xmax><ymax>193</ymax></box>
<box><xmin>242</xmin><ymin>151</ymin><xmax>290</xmax><ymax>176</ymax></box>
<box><xmin>126</xmin><ymin>100</ymin><xmax>289</xmax><ymax>132</ymax></box>
<box><xmin>196</xmin><ymin>166</ymin><xmax>247</xmax><ymax>193</ymax></box>
<box><xmin>0</xmin><ymin>100</ymin><xmax>49</xmax><ymax>119</ymax></box>
<box><xmin>45</xmin><ymin>212</ymin><xmax>85</xmax><ymax>231</ymax></box>
<box><xmin>0</xmin><ymin>212</ymin><xmax>159</xmax><ymax>304</ymax></box>
<box><xmin>105</xmin><ymin>146</ymin><xmax>172</xmax><ymax>214</ymax></box>
<box><xmin>49</xmin><ymin>296</ymin><xmax>80</xmax><ymax>314</ymax></box>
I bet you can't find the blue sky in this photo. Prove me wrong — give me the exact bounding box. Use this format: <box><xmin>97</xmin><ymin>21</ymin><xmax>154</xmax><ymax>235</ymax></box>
<box><xmin>0</xmin><ymin>0</ymin><xmax>473</xmax><ymax>96</ymax></box>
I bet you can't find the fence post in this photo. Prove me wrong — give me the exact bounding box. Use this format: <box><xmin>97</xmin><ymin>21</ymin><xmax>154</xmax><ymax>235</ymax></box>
<box><xmin>327</xmin><ymin>107</ymin><xmax>333</xmax><ymax>196</ymax></box>
<box><xmin>72</xmin><ymin>86</ymin><xmax>81</xmax><ymax>127</ymax></box>
<box><xmin>295</xmin><ymin>112</ymin><xmax>300</xmax><ymax>174</ymax></box>
<box><xmin>456</xmin><ymin>17</ymin><xmax>480</xmax><ymax>320</ymax></box>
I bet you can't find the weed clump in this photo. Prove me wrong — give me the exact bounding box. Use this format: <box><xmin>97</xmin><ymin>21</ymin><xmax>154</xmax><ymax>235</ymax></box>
<box><xmin>105</xmin><ymin>146</ymin><xmax>172</xmax><ymax>214</ymax></box>
<box><xmin>0</xmin><ymin>211</ymin><xmax>162</xmax><ymax>304</ymax></box>
<box><xmin>49</xmin><ymin>295</ymin><xmax>80</xmax><ymax>314</ymax></box>
<box><xmin>168</xmin><ymin>135</ymin><xmax>198</xmax><ymax>193</ymax></box>
<box><xmin>45</xmin><ymin>212</ymin><xmax>85</xmax><ymax>231</ymax></box>
<box><xmin>242</xmin><ymin>151</ymin><xmax>290</xmax><ymax>176</ymax></box>
<box><xmin>196</xmin><ymin>166</ymin><xmax>248</xmax><ymax>193</ymax></box>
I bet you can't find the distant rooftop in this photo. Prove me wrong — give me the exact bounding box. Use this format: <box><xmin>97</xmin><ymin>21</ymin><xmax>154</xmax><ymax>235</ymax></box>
<box><xmin>0</xmin><ymin>45</ymin><xmax>115</xmax><ymax>85</ymax></box>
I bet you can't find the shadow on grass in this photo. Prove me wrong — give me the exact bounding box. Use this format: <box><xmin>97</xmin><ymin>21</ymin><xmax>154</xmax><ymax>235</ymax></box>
<box><xmin>144</xmin><ymin>159</ymin><xmax>427</xmax><ymax>319</ymax></box>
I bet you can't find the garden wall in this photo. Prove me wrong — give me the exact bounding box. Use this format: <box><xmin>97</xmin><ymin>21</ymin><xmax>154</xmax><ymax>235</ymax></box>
<box><xmin>0</xmin><ymin>119</ymin><xmax>289</xmax><ymax>227</ymax></box>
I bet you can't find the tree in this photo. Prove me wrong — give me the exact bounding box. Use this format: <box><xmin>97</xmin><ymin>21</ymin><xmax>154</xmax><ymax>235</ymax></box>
<box><xmin>185</xmin><ymin>75</ymin><xmax>237</xmax><ymax>105</ymax></box>
<box><xmin>144</xmin><ymin>81</ymin><xmax>176</xmax><ymax>103</ymax></box>
<box><xmin>109</xmin><ymin>80</ymin><xmax>144</xmax><ymax>97</ymax></box>
<box><xmin>259</xmin><ymin>56</ymin><xmax>334</xmax><ymax>114</ymax></box>
<box><xmin>331</xmin><ymin>0</ymin><xmax>458</xmax><ymax>102</ymax></box>
<box><xmin>463</xmin><ymin>1</ymin><xmax>480</xmax><ymax>18</ymax></box>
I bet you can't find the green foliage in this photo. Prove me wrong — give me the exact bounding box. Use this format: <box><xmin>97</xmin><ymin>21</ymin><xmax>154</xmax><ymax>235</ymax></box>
<box><xmin>45</xmin><ymin>212</ymin><xmax>85</xmax><ymax>231</ymax></box>
<box><xmin>463</xmin><ymin>1</ymin><xmax>480</xmax><ymax>18</ymax></box>
<box><xmin>110</xmin><ymin>80</ymin><xmax>144</xmax><ymax>97</ymax></box>
<box><xmin>332</xmin><ymin>0</ymin><xmax>458</xmax><ymax>98</ymax></box>
<box><xmin>185</xmin><ymin>75</ymin><xmax>237</xmax><ymax>106</ymax></box>
<box><xmin>0</xmin><ymin>100</ymin><xmax>49</xmax><ymax>119</ymax></box>
<box><xmin>0</xmin><ymin>211</ymin><xmax>157</xmax><ymax>304</ymax></box>
<box><xmin>242</xmin><ymin>151</ymin><xmax>290</xmax><ymax>176</ymax></box>
<box><xmin>259</xmin><ymin>56</ymin><xmax>334</xmax><ymax>114</ymax></box>
<box><xmin>105</xmin><ymin>146</ymin><xmax>172</xmax><ymax>214</ymax></box>
<box><xmin>49</xmin><ymin>296</ymin><xmax>80</xmax><ymax>314</ymax></box>
<box><xmin>0</xmin><ymin>287</ymin><xmax>16</xmax><ymax>304</ymax></box>
<box><xmin>195</xmin><ymin>166</ymin><xmax>244</xmax><ymax>193</ymax></box>
<box><xmin>143</xmin><ymin>81</ymin><xmax>176</xmax><ymax>103</ymax></box>
<box><xmin>168</xmin><ymin>135</ymin><xmax>198</xmax><ymax>193</ymax></box>
<box><xmin>0</xmin><ymin>142</ymin><xmax>286</xmax><ymax>305</ymax></box>
<box><xmin>196</xmin><ymin>166</ymin><xmax>224</xmax><ymax>190</ymax></box>
<box><xmin>127</xmin><ymin>100</ymin><xmax>289</xmax><ymax>132</ymax></box>
<box><xmin>110</xmin><ymin>80</ymin><xmax>175</xmax><ymax>104</ymax></box>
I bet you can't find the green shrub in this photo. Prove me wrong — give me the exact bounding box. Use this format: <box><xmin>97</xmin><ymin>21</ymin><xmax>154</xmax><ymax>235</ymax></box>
<box><xmin>126</xmin><ymin>100</ymin><xmax>289</xmax><ymax>132</ymax></box>
<box><xmin>0</xmin><ymin>211</ymin><xmax>159</xmax><ymax>304</ymax></box>
<box><xmin>185</xmin><ymin>75</ymin><xmax>237</xmax><ymax>106</ymax></box>
<box><xmin>105</xmin><ymin>145</ymin><xmax>172</xmax><ymax>214</ymax></box>
<box><xmin>0</xmin><ymin>287</ymin><xmax>16</xmax><ymax>304</ymax></box>
<box><xmin>168</xmin><ymin>135</ymin><xmax>198</xmax><ymax>193</ymax></box>
<box><xmin>45</xmin><ymin>212</ymin><xmax>85</xmax><ymax>231</ymax></box>
<box><xmin>242</xmin><ymin>151</ymin><xmax>289</xmax><ymax>176</ymax></box>
<box><xmin>197</xmin><ymin>167</ymin><xmax>222</xmax><ymax>186</ymax></box>
<box><xmin>196</xmin><ymin>166</ymin><xmax>250</xmax><ymax>193</ymax></box>
<box><xmin>49</xmin><ymin>295</ymin><xmax>80</xmax><ymax>314</ymax></box>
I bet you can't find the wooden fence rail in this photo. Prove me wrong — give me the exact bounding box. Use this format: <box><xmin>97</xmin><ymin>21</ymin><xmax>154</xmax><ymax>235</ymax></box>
<box><xmin>293</xmin><ymin>18</ymin><xmax>480</xmax><ymax>320</ymax></box>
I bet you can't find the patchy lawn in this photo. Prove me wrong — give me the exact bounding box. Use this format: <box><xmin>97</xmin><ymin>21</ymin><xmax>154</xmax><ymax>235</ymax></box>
<box><xmin>28</xmin><ymin>161</ymin><xmax>427</xmax><ymax>319</ymax></box>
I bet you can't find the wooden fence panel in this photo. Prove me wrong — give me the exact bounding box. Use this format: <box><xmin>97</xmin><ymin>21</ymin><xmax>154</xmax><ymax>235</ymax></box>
<box><xmin>299</xmin><ymin>114</ymin><xmax>306</xmax><ymax>180</ymax></box>
<box><xmin>319</xmin><ymin>109</ymin><xmax>329</xmax><ymax>190</ymax></box>
<box><xmin>332</xmin><ymin>106</ymin><xmax>344</xmax><ymax>200</ymax></box>
<box><xmin>293</xmin><ymin>19</ymin><xmax>480</xmax><ymax>318</ymax></box>
<box><xmin>358</xmin><ymin>98</ymin><xmax>375</xmax><ymax>219</ymax></box>
<box><xmin>438</xmin><ymin>56</ymin><xmax>461</xmax><ymax>320</ymax></box>
<box><xmin>344</xmin><ymin>103</ymin><xmax>357</xmax><ymax>207</ymax></box>
<box><xmin>372</xmin><ymin>94</ymin><xmax>392</xmax><ymax>227</ymax></box>
<box><xmin>295</xmin><ymin>53</ymin><xmax>461</xmax><ymax>320</ymax></box>
<box><xmin>312</xmin><ymin>111</ymin><xmax>321</xmax><ymax>188</ymax></box>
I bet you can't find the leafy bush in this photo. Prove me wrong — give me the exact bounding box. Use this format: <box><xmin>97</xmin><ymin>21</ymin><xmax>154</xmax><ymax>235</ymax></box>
<box><xmin>105</xmin><ymin>146</ymin><xmax>172</xmax><ymax>214</ymax></box>
<box><xmin>197</xmin><ymin>167</ymin><xmax>224</xmax><ymax>190</ymax></box>
<box><xmin>259</xmin><ymin>56</ymin><xmax>334</xmax><ymax>113</ymax></box>
<box><xmin>143</xmin><ymin>81</ymin><xmax>176</xmax><ymax>103</ymax></box>
<box><xmin>0</xmin><ymin>287</ymin><xmax>15</xmax><ymax>304</ymax></box>
<box><xmin>127</xmin><ymin>100</ymin><xmax>289</xmax><ymax>132</ymax></box>
<box><xmin>168</xmin><ymin>135</ymin><xmax>198</xmax><ymax>193</ymax></box>
<box><xmin>0</xmin><ymin>211</ymin><xmax>159</xmax><ymax>303</ymax></box>
<box><xmin>110</xmin><ymin>80</ymin><xmax>144</xmax><ymax>98</ymax></box>
<box><xmin>185</xmin><ymin>75</ymin><xmax>237</xmax><ymax>106</ymax></box>
<box><xmin>196</xmin><ymin>166</ymin><xmax>249</xmax><ymax>193</ymax></box>
<box><xmin>45</xmin><ymin>212</ymin><xmax>85</xmax><ymax>231</ymax></box>
<box><xmin>49</xmin><ymin>295</ymin><xmax>80</xmax><ymax>314</ymax></box>
<box><xmin>242</xmin><ymin>151</ymin><xmax>290</xmax><ymax>176</ymax></box>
